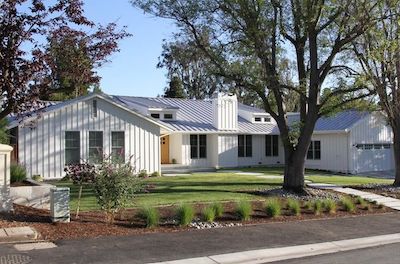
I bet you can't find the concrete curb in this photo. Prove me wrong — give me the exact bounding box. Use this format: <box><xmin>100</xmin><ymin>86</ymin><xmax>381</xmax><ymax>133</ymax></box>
<box><xmin>149</xmin><ymin>233</ymin><xmax>400</xmax><ymax>264</ymax></box>
<box><xmin>0</xmin><ymin>227</ymin><xmax>38</xmax><ymax>243</ymax></box>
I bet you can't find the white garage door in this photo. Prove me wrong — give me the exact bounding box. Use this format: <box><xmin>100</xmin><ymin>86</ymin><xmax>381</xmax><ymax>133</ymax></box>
<box><xmin>355</xmin><ymin>143</ymin><xmax>394</xmax><ymax>173</ymax></box>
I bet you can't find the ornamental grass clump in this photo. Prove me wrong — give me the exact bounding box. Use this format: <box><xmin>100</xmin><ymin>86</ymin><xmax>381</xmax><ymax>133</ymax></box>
<box><xmin>313</xmin><ymin>200</ymin><xmax>323</xmax><ymax>215</ymax></box>
<box><xmin>265</xmin><ymin>199</ymin><xmax>281</xmax><ymax>218</ymax></box>
<box><xmin>176</xmin><ymin>204</ymin><xmax>195</xmax><ymax>226</ymax></box>
<box><xmin>340</xmin><ymin>198</ymin><xmax>355</xmax><ymax>212</ymax></box>
<box><xmin>355</xmin><ymin>196</ymin><xmax>365</xmax><ymax>205</ymax></box>
<box><xmin>202</xmin><ymin>206</ymin><xmax>216</xmax><ymax>223</ymax></box>
<box><xmin>235</xmin><ymin>200</ymin><xmax>252</xmax><ymax>221</ymax></box>
<box><xmin>211</xmin><ymin>202</ymin><xmax>224</xmax><ymax>218</ymax></box>
<box><xmin>287</xmin><ymin>199</ymin><xmax>301</xmax><ymax>216</ymax></box>
<box><xmin>322</xmin><ymin>199</ymin><xmax>336</xmax><ymax>214</ymax></box>
<box><xmin>137</xmin><ymin>207</ymin><xmax>159</xmax><ymax>228</ymax></box>
<box><xmin>305</xmin><ymin>200</ymin><xmax>313</xmax><ymax>210</ymax></box>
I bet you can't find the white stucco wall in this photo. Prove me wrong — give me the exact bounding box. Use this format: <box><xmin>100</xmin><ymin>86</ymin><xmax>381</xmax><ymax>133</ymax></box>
<box><xmin>18</xmin><ymin>97</ymin><xmax>161</xmax><ymax>179</ymax></box>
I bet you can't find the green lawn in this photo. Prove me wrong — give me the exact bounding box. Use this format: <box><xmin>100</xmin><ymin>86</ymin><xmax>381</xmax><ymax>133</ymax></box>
<box><xmin>54</xmin><ymin>167</ymin><xmax>393</xmax><ymax>212</ymax></box>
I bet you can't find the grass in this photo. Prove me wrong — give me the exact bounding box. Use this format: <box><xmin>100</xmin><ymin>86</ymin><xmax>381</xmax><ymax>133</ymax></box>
<box><xmin>137</xmin><ymin>207</ymin><xmax>159</xmax><ymax>228</ymax></box>
<box><xmin>265</xmin><ymin>199</ymin><xmax>281</xmax><ymax>217</ymax></box>
<box><xmin>202</xmin><ymin>206</ymin><xmax>216</xmax><ymax>222</ymax></box>
<box><xmin>287</xmin><ymin>199</ymin><xmax>301</xmax><ymax>216</ymax></box>
<box><xmin>53</xmin><ymin>167</ymin><xmax>393</xmax><ymax>212</ymax></box>
<box><xmin>176</xmin><ymin>204</ymin><xmax>195</xmax><ymax>226</ymax></box>
<box><xmin>211</xmin><ymin>202</ymin><xmax>224</xmax><ymax>218</ymax></box>
<box><xmin>322</xmin><ymin>199</ymin><xmax>336</xmax><ymax>214</ymax></box>
<box><xmin>235</xmin><ymin>200</ymin><xmax>252</xmax><ymax>221</ymax></box>
<box><xmin>313</xmin><ymin>200</ymin><xmax>323</xmax><ymax>215</ymax></box>
<box><xmin>341</xmin><ymin>198</ymin><xmax>356</xmax><ymax>212</ymax></box>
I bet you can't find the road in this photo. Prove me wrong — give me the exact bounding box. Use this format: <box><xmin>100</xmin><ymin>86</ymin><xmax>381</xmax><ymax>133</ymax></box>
<box><xmin>270</xmin><ymin>243</ymin><xmax>400</xmax><ymax>264</ymax></box>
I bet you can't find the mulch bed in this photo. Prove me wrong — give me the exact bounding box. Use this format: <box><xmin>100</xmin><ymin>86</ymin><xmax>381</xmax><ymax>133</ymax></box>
<box><xmin>0</xmin><ymin>200</ymin><xmax>395</xmax><ymax>241</ymax></box>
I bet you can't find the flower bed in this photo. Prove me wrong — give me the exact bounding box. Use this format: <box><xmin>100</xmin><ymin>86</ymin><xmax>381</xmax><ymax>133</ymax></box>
<box><xmin>0</xmin><ymin>193</ymin><xmax>393</xmax><ymax>241</ymax></box>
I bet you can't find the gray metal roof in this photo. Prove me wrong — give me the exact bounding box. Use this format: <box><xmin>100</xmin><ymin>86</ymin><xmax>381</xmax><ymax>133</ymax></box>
<box><xmin>287</xmin><ymin>111</ymin><xmax>369</xmax><ymax>131</ymax></box>
<box><xmin>111</xmin><ymin>96</ymin><xmax>179</xmax><ymax>110</ymax></box>
<box><xmin>238</xmin><ymin>103</ymin><xmax>266</xmax><ymax>113</ymax></box>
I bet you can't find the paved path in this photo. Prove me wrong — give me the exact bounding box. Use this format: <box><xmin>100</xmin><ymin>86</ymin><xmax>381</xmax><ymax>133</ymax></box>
<box><xmin>0</xmin><ymin>227</ymin><xmax>37</xmax><ymax>243</ymax></box>
<box><xmin>308</xmin><ymin>183</ymin><xmax>400</xmax><ymax>210</ymax></box>
<box><xmin>1</xmin><ymin>213</ymin><xmax>400</xmax><ymax>264</ymax></box>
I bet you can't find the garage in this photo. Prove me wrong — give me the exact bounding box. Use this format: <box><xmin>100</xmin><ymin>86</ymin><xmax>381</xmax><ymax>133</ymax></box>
<box><xmin>354</xmin><ymin>143</ymin><xmax>394</xmax><ymax>173</ymax></box>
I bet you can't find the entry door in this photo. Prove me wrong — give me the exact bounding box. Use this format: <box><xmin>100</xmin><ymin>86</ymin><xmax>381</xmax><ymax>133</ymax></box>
<box><xmin>161</xmin><ymin>136</ymin><xmax>170</xmax><ymax>164</ymax></box>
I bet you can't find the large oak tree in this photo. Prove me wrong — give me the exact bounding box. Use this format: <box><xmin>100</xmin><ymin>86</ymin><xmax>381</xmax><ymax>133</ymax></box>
<box><xmin>133</xmin><ymin>0</ymin><xmax>377</xmax><ymax>192</ymax></box>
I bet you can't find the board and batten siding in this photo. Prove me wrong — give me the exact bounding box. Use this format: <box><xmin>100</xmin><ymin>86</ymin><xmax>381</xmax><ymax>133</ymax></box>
<box><xmin>304</xmin><ymin>133</ymin><xmax>349</xmax><ymax>173</ymax></box>
<box><xmin>18</xmin><ymin>98</ymin><xmax>161</xmax><ymax>179</ymax></box>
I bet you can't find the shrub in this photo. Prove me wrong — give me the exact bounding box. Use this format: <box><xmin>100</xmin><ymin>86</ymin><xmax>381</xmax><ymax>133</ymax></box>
<box><xmin>10</xmin><ymin>163</ymin><xmax>27</xmax><ymax>183</ymax></box>
<box><xmin>212</xmin><ymin>202</ymin><xmax>224</xmax><ymax>218</ymax></box>
<box><xmin>341</xmin><ymin>198</ymin><xmax>355</xmax><ymax>212</ymax></box>
<box><xmin>176</xmin><ymin>204</ymin><xmax>195</xmax><ymax>226</ymax></box>
<box><xmin>172</xmin><ymin>158</ymin><xmax>177</xmax><ymax>164</ymax></box>
<box><xmin>355</xmin><ymin>196</ymin><xmax>365</xmax><ymax>205</ymax></box>
<box><xmin>202</xmin><ymin>206</ymin><xmax>215</xmax><ymax>222</ymax></box>
<box><xmin>305</xmin><ymin>201</ymin><xmax>313</xmax><ymax>210</ymax></box>
<box><xmin>265</xmin><ymin>199</ymin><xmax>281</xmax><ymax>217</ymax></box>
<box><xmin>150</xmin><ymin>171</ymin><xmax>160</xmax><ymax>177</ymax></box>
<box><xmin>235</xmin><ymin>200</ymin><xmax>252</xmax><ymax>221</ymax></box>
<box><xmin>94</xmin><ymin>159</ymin><xmax>143</xmax><ymax>224</ymax></box>
<box><xmin>287</xmin><ymin>199</ymin><xmax>301</xmax><ymax>216</ymax></box>
<box><xmin>313</xmin><ymin>200</ymin><xmax>323</xmax><ymax>215</ymax></box>
<box><xmin>322</xmin><ymin>199</ymin><xmax>336</xmax><ymax>214</ymax></box>
<box><xmin>32</xmin><ymin>174</ymin><xmax>43</xmax><ymax>182</ymax></box>
<box><xmin>138</xmin><ymin>170</ymin><xmax>148</xmax><ymax>178</ymax></box>
<box><xmin>137</xmin><ymin>207</ymin><xmax>159</xmax><ymax>228</ymax></box>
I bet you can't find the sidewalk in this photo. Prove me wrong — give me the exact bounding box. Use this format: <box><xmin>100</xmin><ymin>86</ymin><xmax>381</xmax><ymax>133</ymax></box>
<box><xmin>308</xmin><ymin>183</ymin><xmax>400</xmax><ymax>210</ymax></box>
<box><xmin>0</xmin><ymin>213</ymin><xmax>400</xmax><ymax>264</ymax></box>
<box><xmin>0</xmin><ymin>226</ymin><xmax>38</xmax><ymax>243</ymax></box>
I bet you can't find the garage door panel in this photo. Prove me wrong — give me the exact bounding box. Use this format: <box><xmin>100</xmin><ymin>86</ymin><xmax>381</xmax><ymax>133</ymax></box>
<box><xmin>355</xmin><ymin>144</ymin><xmax>394</xmax><ymax>173</ymax></box>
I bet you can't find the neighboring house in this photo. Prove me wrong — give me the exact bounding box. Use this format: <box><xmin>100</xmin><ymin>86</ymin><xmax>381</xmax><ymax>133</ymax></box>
<box><xmin>7</xmin><ymin>92</ymin><xmax>394</xmax><ymax>179</ymax></box>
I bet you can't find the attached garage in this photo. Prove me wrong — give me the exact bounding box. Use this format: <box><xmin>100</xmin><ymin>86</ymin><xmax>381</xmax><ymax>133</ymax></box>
<box><xmin>353</xmin><ymin>143</ymin><xmax>394</xmax><ymax>173</ymax></box>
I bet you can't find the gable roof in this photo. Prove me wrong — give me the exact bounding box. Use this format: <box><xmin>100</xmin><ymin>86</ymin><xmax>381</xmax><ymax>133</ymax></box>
<box><xmin>7</xmin><ymin>93</ymin><xmax>171</xmax><ymax>130</ymax></box>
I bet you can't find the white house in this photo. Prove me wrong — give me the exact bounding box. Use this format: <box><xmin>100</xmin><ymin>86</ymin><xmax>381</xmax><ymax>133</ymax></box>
<box><xmin>7</xmin><ymin>92</ymin><xmax>394</xmax><ymax>179</ymax></box>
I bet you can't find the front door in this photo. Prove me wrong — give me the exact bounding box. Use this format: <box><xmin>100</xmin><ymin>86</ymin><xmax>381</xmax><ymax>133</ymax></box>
<box><xmin>161</xmin><ymin>135</ymin><xmax>170</xmax><ymax>164</ymax></box>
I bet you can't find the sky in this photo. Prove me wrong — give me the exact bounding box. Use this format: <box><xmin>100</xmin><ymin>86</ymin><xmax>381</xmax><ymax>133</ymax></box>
<box><xmin>83</xmin><ymin>1</ymin><xmax>176</xmax><ymax>97</ymax></box>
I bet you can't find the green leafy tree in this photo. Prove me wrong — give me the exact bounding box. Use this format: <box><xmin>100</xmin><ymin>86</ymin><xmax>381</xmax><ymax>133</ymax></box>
<box><xmin>353</xmin><ymin>0</ymin><xmax>400</xmax><ymax>185</ymax></box>
<box><xmin>133</xmin><ymin>0</ymin><xmax>376</xmax><ymax>192</ymax></box>
<box><xmin>0</xmin><ymin>119</ymin><xmax>9</xmax><ymax>144</ymax></box>
<box><xmin>164</xmin><ymin>76</ymin><xmax>186</xmax><ymax>98</ymax></box>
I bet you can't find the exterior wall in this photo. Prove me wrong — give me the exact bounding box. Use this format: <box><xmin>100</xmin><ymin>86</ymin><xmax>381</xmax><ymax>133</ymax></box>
<box><xmin>349</xmin><ymin>113</ymin><xmax>394</xmax><ymax>173</ymax></box>
<box><xmin>212</xmin><ymin>94</ymin><xmax>238</xmax><ymax>130</ymax></box>
<box><xmin>169</xmin><ymin>133</ymin><xmax>183</xmax><ymax>164</ymax></box>
<box><xmin>18</xmin><ymin>98</ymin><xmax>161</xmax><ymax>179</ymax></box>
<box><xmin>237</xmin><ymin>135</ymin><xmax>284</xmax><ymax>167</ymax></box>
<box><xmin>180</xmin><ymin>134</ymin><xmax>216</xmax><ymax>167</ymax></box>
<box><xmin>304</xmin><ymin>133</ymin><xmax>349</xmax><ymax>173</ymax></box>
<box><xmin>0</xmin><ymin>144</ymin><xmax>13</xmax><ymax>212</ymax></box>
<box><xmin>217</xmin><ymin>135</ymin><xmax>238</xmax><ymax>168</ymax></box>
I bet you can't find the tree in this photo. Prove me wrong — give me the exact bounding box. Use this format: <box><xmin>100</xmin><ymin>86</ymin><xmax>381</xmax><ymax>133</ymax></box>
<box><xmin>0</xmin><ymin>0</ymin><xmax>129</xmax><ymax>118</ymax></box>
<box><xmin>353</xmin><ymin>0</ymin><xmax>400</xmax><ymax>185</ymax></box>
<box><xmin>133</xmin><ymin>0</ymin><xmax>376</xmax><ymax>192</ymax></box>
<box><xmin>164</xmin><ymin>76</ymin><xmax>186</xmax><ymax>98</ymax></box>
<box><xmin>45</xmin><ymin>25</ymin><xmax>130</xmax><ymax>100</ymax></box>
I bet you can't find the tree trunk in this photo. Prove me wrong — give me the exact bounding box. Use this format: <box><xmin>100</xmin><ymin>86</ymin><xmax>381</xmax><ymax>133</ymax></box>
<box><xmin>283</xmin><ymin>147</ymin><xmax>307</xmax><ymax>192</ymax></box>
<box><xmin>393</xmin><ymin>125</ymin><xmax>400</xmax><ymax>186</ymax></box>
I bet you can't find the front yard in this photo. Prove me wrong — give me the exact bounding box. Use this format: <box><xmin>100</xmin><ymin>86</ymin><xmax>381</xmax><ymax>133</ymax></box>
<box><xmin>55</xmin><ymin>167</ymin><xmax>392</xmax><ymax>212</ymax></box>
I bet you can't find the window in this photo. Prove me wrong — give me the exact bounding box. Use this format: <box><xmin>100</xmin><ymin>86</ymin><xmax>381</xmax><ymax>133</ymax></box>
<box><xmin>65</xmin><ymin>131</ymin><xmax>80</xmax><ymax>164</ymax></box>
<box><xmin>307</xmin><ymin>140</ymin><xmax>321</xmax><ymax>160</ymax></box>
<box><xmin>238</xmin><ymin>135</ymin><xmax>252</xmax><ymax>157</ymax></box>
<box><xmin>92</xmin><ymin>100</ymin><xmax>97</xmax><ymax>118</ymax></box>
<box><xmin>89</xmin><ymin>131</ymin><xmax>103</xmax><ymax>163</ymax></box>
<box><xmin>190</xmin><ymin>134</ymin><xmax>207</xmax><ymax>159</ymax></box>
<box><xmin>356</xmin><ymin>143</ymin><xmax>392</xmax><ymax>150</ymax></box>
<box><xmin>254</xmin><ymin>117</ymin><xmax>262</xmax><ymax>122</ymax></box>
<box><xmin>164</xmin><ymin>113</ymin><xmax>173</xmax><ymax>119</ymax></box>
<box><xmin>111</xmin><ymin>132</ymin><xmax>125</xmax><ymax>162</ymax></box>
<box><xmin>151</xmin><ymin>113</ymin><xmax>160</xmax><ymax>119</ymax></box>
<box><xmin>264</xmin><ymin>117</ymin><xmax>271</xmax><ymax>122</ymax></box>
<box><xmin>265</xmin><ymin>135</ymin><xmax>279</xmax><ymax>157</ymax></box>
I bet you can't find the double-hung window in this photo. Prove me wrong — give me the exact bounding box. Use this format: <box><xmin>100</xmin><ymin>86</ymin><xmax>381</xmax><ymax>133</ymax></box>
<box><xmin>65</xmin><ymin>131</ymin><xmax>80</xmax><ymax>164</ymax></box>
<box><xmin>307</xmin><ymin>140</ymin><xmax>321</xmax><ymax>160</ymax></box>
<box><xmin>190</xmin><ymin>135</ymin><xmax>207</xmax><ymax>159</ymax></box>
<box><xmin>238</xmin><ymin>135</ymin><xmax>252</xmax><ymax>157</ymax></box>
<box><xmin>111</xmin><ymin>131</ymin><xmax>125</xmax><ymax>162</ymax></box>
<box><xmin>265</xmin><ymin>135</ymin><xmax>279</xmax><ymax>157</ymax></box>
<box><xmin>89</xmin><ymin>131</ymin><xmax>103</xmax><ymax>163</ymax></box>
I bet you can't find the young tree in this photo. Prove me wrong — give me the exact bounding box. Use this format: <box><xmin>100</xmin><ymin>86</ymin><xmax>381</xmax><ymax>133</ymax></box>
<box><xmin>353</xmin><ymin>0</ymin><xmax>400</xmax><ymax>185</ymax></box>
<box><xmin>164</xmin><ymin>76</ymin><xmax>187</xmax><ymax>98</ymax></box>
<box><xmin>133</xmin><ymin>0</ymin><xmax>376</xmax><ymax>192</ymax></box>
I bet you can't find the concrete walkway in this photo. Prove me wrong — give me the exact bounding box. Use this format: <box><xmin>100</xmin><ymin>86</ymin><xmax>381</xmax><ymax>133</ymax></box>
<box><xmin>308</xmin><ymin>183</ymin><xmax>400</xmax><ymax>210</ymax></box>
<box><xmin>0</xmin><ymin>227</ymin><xmax>38</xmax><ymax>243</ymax></box>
